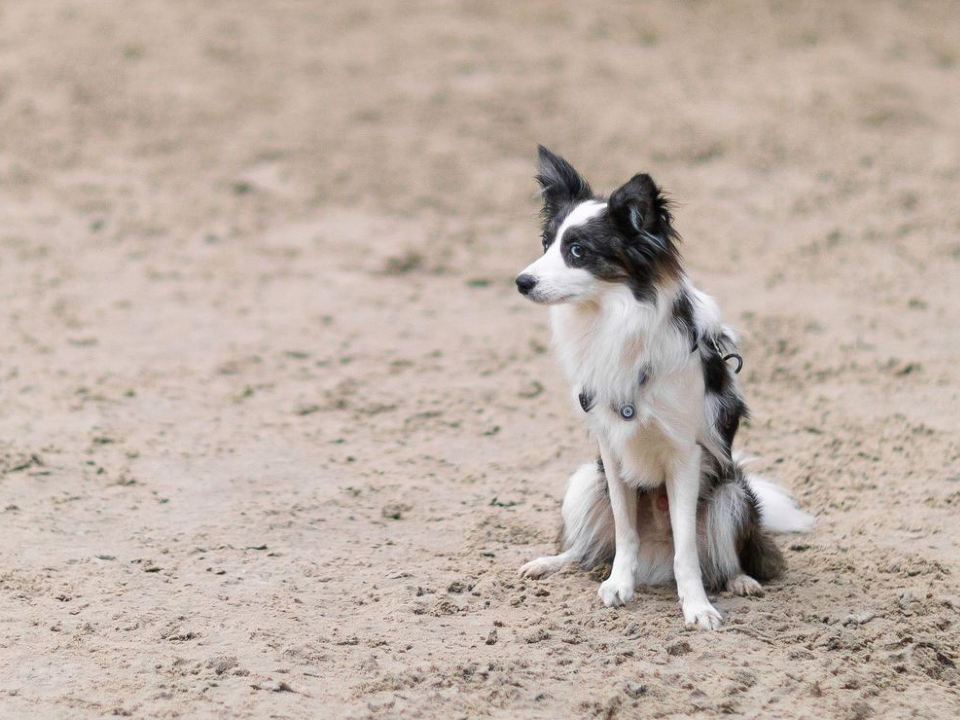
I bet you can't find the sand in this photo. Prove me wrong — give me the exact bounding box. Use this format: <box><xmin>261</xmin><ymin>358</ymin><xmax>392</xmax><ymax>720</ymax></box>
<box><xmin>1</xmin><ymin>1</ymin><xmax>959</xmax><ymax>718</ymax></box>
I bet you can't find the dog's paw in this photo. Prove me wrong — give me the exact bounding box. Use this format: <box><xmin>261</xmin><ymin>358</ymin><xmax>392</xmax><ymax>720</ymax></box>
<box><xmin>519</xmin><ymin>556</ymin><xmax>565</xmax><ymax>579</ymax></box>
<box><xmin>682</xmin><ymin>601</ymin><xmax>723</xmax><ymax>631</ymax></box>
<box><xmin>726</xmin><ymin>574</ymin><xmax>763</xmax><ymax>597</ymax></box>
<box><xmin>598</xmin><ymin>573</ymin><xmax>636</xmax><ymax>607</ymax></box>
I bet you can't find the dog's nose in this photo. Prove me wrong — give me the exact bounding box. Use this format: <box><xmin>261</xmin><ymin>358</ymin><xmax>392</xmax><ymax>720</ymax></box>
<box><xmin>515</xmin><ymin>274</ymin><xmax>538</xmax><ymax>295</ymax></box>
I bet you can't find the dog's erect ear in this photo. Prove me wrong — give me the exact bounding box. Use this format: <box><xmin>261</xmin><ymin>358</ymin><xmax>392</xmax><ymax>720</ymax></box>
<box><xmin>536</xmin><ymin>145</ymin><xmax>593</xmax><ymax>218</ymax></box>
<box><xmin>608</xmin><ymin>173</ymin><xmax>675</xmax><ymax>242</ymax></box>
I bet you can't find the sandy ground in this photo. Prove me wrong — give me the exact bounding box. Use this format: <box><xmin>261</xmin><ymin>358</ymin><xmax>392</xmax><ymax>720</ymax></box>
<box><xmin>1</xmin><ymin>1</ymin><xmax>959</xmax><ymax>718</ymax></box>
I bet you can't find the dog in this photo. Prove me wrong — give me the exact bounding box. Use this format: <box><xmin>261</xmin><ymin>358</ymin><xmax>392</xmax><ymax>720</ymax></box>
<box><xmin>515</xmin><ymin>146</ymin><xmax>813</xmax><ymax>630</ymax></box>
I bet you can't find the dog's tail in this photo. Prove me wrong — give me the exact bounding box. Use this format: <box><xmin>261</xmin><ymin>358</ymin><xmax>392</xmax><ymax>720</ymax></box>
<box><xmin>734</xmin><ymin>452</ymin><xmax>815</xmax><ymax>534</ymax></box>
<box><xmin>744</xmin><ymin>474</ymin><xmax>815</xmax><ymax>534</ymax></box>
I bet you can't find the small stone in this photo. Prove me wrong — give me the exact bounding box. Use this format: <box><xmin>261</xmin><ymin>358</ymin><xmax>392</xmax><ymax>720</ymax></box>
<box><xmin>207</xmin><ymin>656</ymin><xmax>239</xmax><ymax>675</ymax></box>
<box><xmin>731</xmin><ymin>669</ymin><xmax>758</xmax><ymax>687</ymax></box>
<box><xmin>382</xmin><ymin>503</ymin><xmax>411</xmax><ymax>520</ymax></box>
<box><xmin>524</xmin><ymin>628</ymin><xmax>550</xmax><ymax>644</ymax></box>
<box><xmin>251</xmin><ymin>680</ymin><xmax>295</xmax><ymax>693</ymax></box>
<box><xmin>666</xmin><ymin>640</ymin><xmax>692</xmax><ymax>656</ymax></box>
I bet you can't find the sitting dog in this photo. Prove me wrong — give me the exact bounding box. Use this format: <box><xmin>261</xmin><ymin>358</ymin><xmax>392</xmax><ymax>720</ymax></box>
<box><xmin>515</xmin><ymin>146</ymin><xmax>813</xmax><ymax>630</ymax></box>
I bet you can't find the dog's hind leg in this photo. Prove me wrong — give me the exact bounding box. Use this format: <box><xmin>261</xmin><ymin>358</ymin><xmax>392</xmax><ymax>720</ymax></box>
<box><xmin>701</xmin><ymin>479</ymin><xmax>765</xmax><ymax>596</ymax></box>
<box><xmin>725</xmin><ymin>573</ymin><xmax>763</xmax><ymax>596</ymax></box>
<box><xmin>519</xmin><ymin>461</ymin><xmax>613</xmax><ymax>579</ymax></box>
<box><xmin>519</xmin><ymin>549</ymin><xmax>580</xmax><ymax>579</ymax></box>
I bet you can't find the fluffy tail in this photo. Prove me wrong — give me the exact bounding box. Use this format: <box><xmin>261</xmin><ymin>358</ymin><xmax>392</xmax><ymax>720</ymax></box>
<box><xmin>745</xmin><ymin>475</ymin><xmax>815</xmax><ymax>534</ymax></box>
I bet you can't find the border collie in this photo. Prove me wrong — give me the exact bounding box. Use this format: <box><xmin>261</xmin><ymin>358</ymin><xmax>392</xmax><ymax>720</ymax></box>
<box><xmin>515</xmin><ymin>146</ymin><xmax>813</xmax><ymax>630</ymax></box>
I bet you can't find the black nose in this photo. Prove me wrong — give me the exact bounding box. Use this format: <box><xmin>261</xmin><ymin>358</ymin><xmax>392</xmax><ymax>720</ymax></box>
<box><xmin>516</xmin><ymin>274</ymin><xmax>537</xmax><ymax>295</ymax></box>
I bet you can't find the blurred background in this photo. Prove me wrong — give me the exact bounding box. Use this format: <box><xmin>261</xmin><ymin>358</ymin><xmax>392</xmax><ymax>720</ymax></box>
<box><xmin>1</xmin><ymin>1</ymin><xmax>959</xmax><ymax>718</ymax></box>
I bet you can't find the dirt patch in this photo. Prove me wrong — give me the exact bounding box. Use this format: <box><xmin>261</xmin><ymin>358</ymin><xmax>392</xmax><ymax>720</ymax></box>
<box><xmin>1</xmin><ymin>1</ymin><xmax>959</xmax><ymax>718</ymax></box>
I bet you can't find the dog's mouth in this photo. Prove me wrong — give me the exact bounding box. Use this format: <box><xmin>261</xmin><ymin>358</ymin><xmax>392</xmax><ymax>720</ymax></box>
<box><xmin>523</xmin><ymin>290</ymin><xmax>575</xmax><ymax>305</ymax></box>
<box><xmin>540</xmin><ymin>295</ymin><xmax>575</xmax><ymax>305</ymax></box>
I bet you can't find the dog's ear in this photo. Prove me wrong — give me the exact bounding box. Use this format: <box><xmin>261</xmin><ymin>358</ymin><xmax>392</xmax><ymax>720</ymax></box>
<box><xmin>536</xmin><ymin>145</ymin><xmax>593</xmax><ymax>219</ymax></box>
<box><xmin>608</xmin><ymin>173</ymin><xmax>675</xmax><ymax>243</ymax></box>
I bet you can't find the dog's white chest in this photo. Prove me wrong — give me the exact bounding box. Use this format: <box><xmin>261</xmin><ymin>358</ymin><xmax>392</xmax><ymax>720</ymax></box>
<box><xmin>550</xmin><ymin>295</ymin><xmax>707</xmax><ymax>486</ymax></box>
<box><xmin>576</xmin><ymin>383</ymin><xmax>681</xmax><ymax>487</ymax></box>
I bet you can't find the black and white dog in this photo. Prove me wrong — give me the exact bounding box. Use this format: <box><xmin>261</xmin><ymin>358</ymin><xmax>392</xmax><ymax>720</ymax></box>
<box><xmin>515</xmin><ymin>147</ymin><xmax>813</xmax><ymax>630</ymax></box>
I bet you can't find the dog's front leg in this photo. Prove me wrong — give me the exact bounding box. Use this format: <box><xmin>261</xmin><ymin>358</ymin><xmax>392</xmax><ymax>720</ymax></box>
<box><xmin>597</xmin><ymin>444</ymin><xmax>640</xmax><ymax>607</ymax></box>
<box><xmin>666</xmin><ymin>445</ymin><xmax>722</xmax><ymax>630</ymax></box>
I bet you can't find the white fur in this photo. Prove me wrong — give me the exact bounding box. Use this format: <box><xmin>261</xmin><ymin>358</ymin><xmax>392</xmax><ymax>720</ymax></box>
<box><xmin>747</xmin><ymin>475</ymin><xmax>816</xmax><ymax>534</ymax></box>
<box><xmin>550</xmin><ymin>279</ymin><xmax>707</xmax><ymax>489</ymax></box>
<box><xmin>597</xmin><ymin>437</ymin><xmax>642</xmax><ymax>607</ymax></box>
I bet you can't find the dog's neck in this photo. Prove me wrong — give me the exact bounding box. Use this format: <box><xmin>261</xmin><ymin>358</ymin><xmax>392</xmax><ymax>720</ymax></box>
<box><xmin>550</xmin><ymin>279</ymin><xmax>691</xmax><ymax>397</ymax></box>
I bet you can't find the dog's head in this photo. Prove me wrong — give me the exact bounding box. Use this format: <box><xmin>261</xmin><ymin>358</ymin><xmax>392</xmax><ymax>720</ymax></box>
<box><xmin>515</xmin><ymin>146</ymin><xmax>682</xmax><ymax>305</ymax></box>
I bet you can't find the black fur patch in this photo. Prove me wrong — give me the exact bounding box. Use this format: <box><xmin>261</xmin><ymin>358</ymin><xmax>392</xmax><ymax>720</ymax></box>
<box><xmin>671</xmin><ymin>289</ymin><xmax>697</xmax><ymax>351</ymax></box>
<box><xmin>700</xmin><ymin>446</ymin><xmax>725</xmax><ymax>491</ymax></box>
<box><xmin>536</xmin><ymin>145</ymin><xmax>594</xmax><ymax>251</ymax></box>
<box><xmin>716</xmin><ymin>395</ymin><xmax>748</xmax><ymax>452</ymax></box>
<box><xmin>702</xmin><ymin>346</ymin><xmax>731</xmax><ymax>395</ymax></box>
<box><xmin>559</xmin><ymin>216</ymin><xmax>667</xmax><ymax>304</ymax></box>
<box><xmin>733</xmin><ymin>463</ymin><xmax>785</xmax><ymax>581</ymax></box>
<box><xmin>739</xmin><ymin>531</ymin><xmax>787</xmax><ymax>583</ymax></box>
<box><xmin>696</xmin><ymin>327</ymin><xmax>749</xmax><ymax>454</ymax></box>
<box><xmin>608</xmin><ymin>174</ymin><xmax>679</xmax><ymax>246</ymax></box>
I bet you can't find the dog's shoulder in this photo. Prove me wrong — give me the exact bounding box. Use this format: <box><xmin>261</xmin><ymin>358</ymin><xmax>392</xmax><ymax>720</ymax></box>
<box><xmin>676</xmin><ymin>282</ymin><xmax>735</xmax><ymax>348</ymax></box>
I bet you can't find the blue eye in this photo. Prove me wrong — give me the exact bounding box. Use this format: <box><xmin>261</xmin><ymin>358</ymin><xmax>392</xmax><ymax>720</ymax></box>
<box><xmin>570</xmin><ymin>243</ymin><xmax>584</xmax><ymax>259</ymax></box>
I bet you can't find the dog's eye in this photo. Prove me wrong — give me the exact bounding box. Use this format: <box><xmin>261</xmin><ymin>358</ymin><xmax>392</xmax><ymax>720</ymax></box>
<box><xmin>570</xmin><ymin>243</ymin><xmax>584</xmax><ymax>259</ymax></box>
<box><xmin>542</xmin><ymin>238</ymin><xmax>550</xmax><ymax>253</ymax></box>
